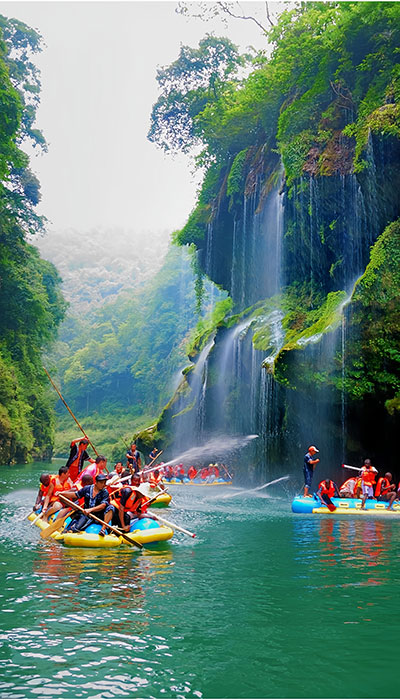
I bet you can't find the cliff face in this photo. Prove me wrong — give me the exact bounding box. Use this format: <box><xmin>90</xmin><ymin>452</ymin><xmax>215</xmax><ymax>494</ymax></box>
<box><xmin>142</xmin><ymin>3</ymin><xmax>400</xmax><ymax>480</ymax></box>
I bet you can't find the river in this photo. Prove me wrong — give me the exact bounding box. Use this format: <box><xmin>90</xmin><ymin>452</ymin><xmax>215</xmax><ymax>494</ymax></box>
<box><xmin>0</xmin><ymin>461</ymin><xmax>398</xmax><ymax>699</ymax></box>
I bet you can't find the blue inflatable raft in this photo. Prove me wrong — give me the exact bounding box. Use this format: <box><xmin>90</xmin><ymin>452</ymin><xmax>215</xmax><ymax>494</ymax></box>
<box><xmin>292</xmin><ymin>495</ymin><xmax>400</xmax><ymax>514</ymax></box>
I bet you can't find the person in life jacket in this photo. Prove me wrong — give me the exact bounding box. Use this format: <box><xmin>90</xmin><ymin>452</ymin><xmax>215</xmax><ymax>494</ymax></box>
<box><xmin>102</xmin><ymin>481</ymin><xmax>151</xmax><ymax>535</ymax></box>
<box><xmin>49</xmin><ymin>474</ymin><xmax>94</xmax><ymax>528</ymax></box>
<box><xmin>33</xmin><ymin>473</ymin><xmax>53</xmax><ymax>512</ymax></box>
<box><xmin>42</xmin><ymin>467</ymin><xmax>73</xmax><ymax>521</ymax></box>
<box><xmin>148</xmin><ymin>469</ymin><xmax>163</xmax><ymax>490</ymax></box>
<box><xmin>339</xmin><ymin>477</ymin><xmax>358</xmax><ymax>498</ymax></box>
<box><xmin>317</xmin><ymin>479</ymin><xmax>339</xmax><ymax>507</ymax></box>
<box><xmin>105</xmin><ymin>462</ymin><xmax>124</xmax><ymax>487</ymax></box>
<box><xmin>76</xmin><ymin>455</ymin><xmax>108</xmax><ymax>484</ymax></box>
<box><xmin>187</xmin><ymin>466</ymin><xmax>197</xmax><ymax>481</ymax></box>
<box><xmin>360</xmin><ymin>459</ymin><xmax>378</xmax><ymax>509</ymax></box>
<box><xmin>62</xmin><ymin>473</ymin><xmax>111</xmax><ymax>533</ymax></box>
<box><xmin>212</xmin><ymin>464</ymin><xmax>220</xmax><ymax>479</ymax></box>
<box><xmin>65</xmin><ymin>437</ymin><xmax>95</xmax><ymax>482</ymax></box>
<box><xmin>177</xmin><ymin>464</ymin><xmax>185</xmax><ymax>482</ymax></box>
<box><xmin>375</xmin><ymin>472</ymin><xmax>398</xmax><ymax>510</ymax></box>
<box><xmin>200</xmin><ymin>467</ymin><xmax>210</xmax><ymax>480</ymax></box>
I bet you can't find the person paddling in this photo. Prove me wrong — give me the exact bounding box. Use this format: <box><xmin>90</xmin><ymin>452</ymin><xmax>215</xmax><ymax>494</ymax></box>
<box><xmin>62</xmin><ymin>473</ymin><xmax>111</xmax><ymax>533</ymax></box>
<box><xmin>317</xmin><ymin>479</ymin><xmax>339</xmax><ymax>508</ymax></box>
<box><xmin>126</xmin><ymin>443</ymin><xmax>141</xmax><ymax>473</ymax></box>
<box><xmin>42</xmin><ymin>467</ymin><xmax>73</xmax><ymax>521</ymax></box>
<box><xmin>101</xmin><ymin>473</ymin><xmax>151</xmax><ymax>536</ymax></box>
<box><xmin>303</xmin><ymin>445</ymin><xmax>320</xmax><ymax>497</ymax></box>
<box><xmin>33</xmin><ymin>473</ymin><xmax>53</xmax><ymax>512</ymax></box>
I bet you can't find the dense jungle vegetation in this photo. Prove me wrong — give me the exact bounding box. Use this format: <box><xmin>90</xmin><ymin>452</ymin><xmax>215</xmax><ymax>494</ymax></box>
<box><xmin>0</xmin><ymin>16</ymin><xmax>66</xmax><ymax>464</ymax></box>
<box><xmin>149</xmin><ymin>1</ymin><xmax>400</xmax><ymax>426</ymax></box>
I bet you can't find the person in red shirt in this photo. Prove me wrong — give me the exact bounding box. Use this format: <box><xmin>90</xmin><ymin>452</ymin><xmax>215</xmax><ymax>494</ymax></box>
<box><xmin>65</xmin><ymin>437</ymin><xmax>95</xmax><ymax>482</ymax></box>
<box><xmin>187</xmin><ymin>466</ymin><xmax>197</xmax><ymax>481</ymax></box>
<box><xmin>360</xmin><ymin>459</ymin><xmax>378</xmax><ymax>509</ymax></box>
<box><xmin>317</xmin><ymin>479</ymin><xmax>339</xmax><ymax>507</ymax></box>
<box><xmin>33</xmin><ymin>473</ymin><xmax>53</xmax><ymax>512</ymax></box>
<box><xmin>375</xmin><ymin>472</ymin><xmax>397</xmax><ymax>510</ymax></box>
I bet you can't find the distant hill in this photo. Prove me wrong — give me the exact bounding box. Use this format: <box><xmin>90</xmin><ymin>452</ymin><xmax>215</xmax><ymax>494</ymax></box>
<box><xmin>35</xmin><ymin>226</ymin><xmax>170</xmax><ymax>313</ymax></box>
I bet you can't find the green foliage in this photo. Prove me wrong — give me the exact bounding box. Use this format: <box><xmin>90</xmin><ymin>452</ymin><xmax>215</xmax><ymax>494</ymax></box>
<box><xmin>344</xmin><ymin>219</ymin><xmax>400</xmax><ymax>403</ymax></box>
<box><xmin>148</xmin><ymin>34</ymin><xmax>247</xmax><ymax>154</ymax></box>
<box><xmin>186</xmin><ymin>296</ymin><xmax>232</xmax><ymax>358</ymax></box>
<box><xmin>226</xmin><ymin>148</ymin><xmax>247</xmax><ymax>205</ymax></box>
<box><xmin>50</xmin><ymin>246</ymin><xmax>223</xmax><ymax>452</ymax></box>
<box><xmin>151</xmin><ymin>2</ymin><xmax>400</xmax><ymax>249</ymax></box>
<box><xmin>0</xmin><ymin>15</ymin><xmax>66</xmax><ymax>463</ymax></box>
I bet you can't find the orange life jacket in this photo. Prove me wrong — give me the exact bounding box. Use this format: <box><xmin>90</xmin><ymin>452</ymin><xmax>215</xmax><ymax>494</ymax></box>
<box><xmin>40</xmin><ymin>475</ymin><xmax>55</xmax><ymax>499</ymax></box>
<box><xmin>149</xmin><ymin>474</ymin><xmax>162</xmax><ymax>488</ymax></box>
<box><xmin>188</xmin><ymin>467</ymin><xmax>197</xmax><ymax>480</ymax></box>
<box><xmin>339</xmin><ymin>477</ymin><xmax>357</xmax><ymax>495</ymax></box>
<box><xmin>318</xmin><ymin>480</ymin><xmax>335</xmax><ymax>498</ymax></box>
<box><xmin>111</xmin><ymin>490</ymin><xmax>147</xmax><ymax>514</ymax></box>
<box><xmin>361</xmin><ymin>468</ymin><xmax>376</xmax><ymax>486</ymax></box>
<box><xmin>375</xmin><ymin>477</ymin><xmax>392</xmax><ymax>498</ymax></box>
<box><xmin>50</xmin><ymin>475</ymin><xmax>73</xmax><ymax>502</ymax></box>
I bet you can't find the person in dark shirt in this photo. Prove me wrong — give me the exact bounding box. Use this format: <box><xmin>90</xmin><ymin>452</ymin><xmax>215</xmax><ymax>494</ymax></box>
<box><xmin>62</xmin><ymin>473</ymin><xmax>111</xmax><ymax>532</ymax></box>
<box><xmin>303</xmin><ymin>445</ymin><xmax>320</xmax><ymax>497</ymax></box>
<box><xmin>65</xmin><ymin>437</ymin><xmax>95</xmax><ymax>482</ymax></box>
<box><xmin>126</xmin><ymin>443</ymin><xmax>141</xmax><ymax>473</ymax></box>
<box><xmin>149</xmin><ymin>447</ymin><xmax>158</xmax><ymax>462</ymax></box>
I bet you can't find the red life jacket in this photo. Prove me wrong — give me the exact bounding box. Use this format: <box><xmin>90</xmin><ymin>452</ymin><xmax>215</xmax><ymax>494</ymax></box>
<box><xmin>188</xmin><ymin>467</ymin><xmax>197</xmax><ymax>480</ymax></box>
<box><xmin>318</xmin><ymin>480</ymin><xmax>335</xmax><ymax>498</ymax></box>
<box><xmin>213</xmin><ymin>467</ymin><xmax>220</xmax><ymax>478</ymax></box>
<box><xmin>361</xmin><ymin>468</ymin><xmax>376</xmax><ymax>486</ymax></box>
<box><xmin>375</xmin><ymin>477</ymin><xmax>392</xmax><ymax>498</ymax></box>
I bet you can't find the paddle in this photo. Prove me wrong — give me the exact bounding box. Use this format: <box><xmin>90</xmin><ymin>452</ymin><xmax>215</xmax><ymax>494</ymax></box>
<box><xmin>342</xmin><ymin>464</ymin><xmax>361</xmax><ymax>472</ymax></box>
<box><xmin>30</xmin><ymin>511</ymin><xmax>44</xmax><ymax>527</ymax></box>
<box><xmin>43</xmin><ymin>366</ymin><xmax>108</xmax><ymax>472</ymax></box>
<box><xmin>150</xmin><ymin>512</ymin><xmax>196</xmax><ymax>538</ymax></box>
<box><xmin>220</xmin><ymin>463</ymin><xmax>233</xmax><ymax>481</ymax></box>
<box><xmin>140</xmin><ymin>450</ymin><xmax>164</xmax><ymax>477</ymax></box>
<box><xmin>222</xmin><ymin>475</ymin><xmax>289</xmax><ymax>499</ymax></box>
<box><xmin>40</xmin><ymin>510</ymin><xmax>72</xmax><ymax>538</ymax></box>
<box><xmin>57</xmin><ymin>495</ymin><xmax>143</xmax><ymax>549</ymax></box>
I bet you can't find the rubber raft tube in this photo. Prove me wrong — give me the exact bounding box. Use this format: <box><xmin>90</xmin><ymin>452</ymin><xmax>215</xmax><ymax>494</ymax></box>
<box><xmin>292</xmin><ymin>495</ymin><xmax>400</xmax><ymax>515</ymax></box>
<box><xmin>28</xmin><ymin>512</ymin><xmax>173</xmax><ymax>547</ymax></box>
<box><xmin>165</xmin><ymin>478</ymin><xmax>232</xmax><ymax>486</ymax></box>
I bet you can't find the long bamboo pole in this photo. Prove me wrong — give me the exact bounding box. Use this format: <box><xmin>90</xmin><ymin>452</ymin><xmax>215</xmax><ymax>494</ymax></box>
<box><xmin>43</xmin><ymin>365</ymin><xmax>101</xmax><ymax>461</ymax></box>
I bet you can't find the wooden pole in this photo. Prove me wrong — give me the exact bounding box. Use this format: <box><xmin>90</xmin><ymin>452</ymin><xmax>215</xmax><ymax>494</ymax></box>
<box><xmin>43</xmin><ymin>366</ymin><xmax>108</xmax><ymax>470</ymax></box>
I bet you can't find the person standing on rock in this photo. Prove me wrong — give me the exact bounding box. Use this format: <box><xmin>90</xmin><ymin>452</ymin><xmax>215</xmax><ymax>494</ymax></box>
<box><xmin>303</xmin><ymin>445</ymin><xmax>320</xmax><ymax>497</ymax></box>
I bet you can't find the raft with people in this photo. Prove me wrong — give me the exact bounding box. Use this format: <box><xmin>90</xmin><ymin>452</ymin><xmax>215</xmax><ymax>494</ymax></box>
<box><xmin>27</xmin><ymin>510</ymin><xmax>174</xmax><ymax>548</ymax></box>
<box><xmin>292</xmin><ymin>495</ymin><xmax>400</xmax><ymax>515</ymax></box>
<box><xmin>162</xmin><ymin>463</ymin><xmax>233</xmax><ymax>485</ymax></box>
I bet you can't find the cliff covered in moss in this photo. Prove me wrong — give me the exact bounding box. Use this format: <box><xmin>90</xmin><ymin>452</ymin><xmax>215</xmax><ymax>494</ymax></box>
<box><xmin>146</xmin><ymin>2</ymin><xmax>400</xmax><ymax>478</ymax></box>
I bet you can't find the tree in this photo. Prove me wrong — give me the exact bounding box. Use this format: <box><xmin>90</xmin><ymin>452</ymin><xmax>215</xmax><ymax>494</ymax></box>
<box><xmin>148</xmin><ymin>34</ymin><xmax>247</xmax><ymax>153</ymax></box>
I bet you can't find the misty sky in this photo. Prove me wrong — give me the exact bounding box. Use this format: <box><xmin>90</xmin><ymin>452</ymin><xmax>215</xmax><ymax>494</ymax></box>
<box><xmin>0</xmin><ymin>1</ymin><xmax>278</xmax><ymax>236</ymax></box>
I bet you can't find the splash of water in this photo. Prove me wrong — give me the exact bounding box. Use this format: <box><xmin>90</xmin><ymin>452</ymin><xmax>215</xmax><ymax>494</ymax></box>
<box><xmin>160</xmin><ymin>434</ymin><xmax>259</xmax><ymax>468</ymax></box>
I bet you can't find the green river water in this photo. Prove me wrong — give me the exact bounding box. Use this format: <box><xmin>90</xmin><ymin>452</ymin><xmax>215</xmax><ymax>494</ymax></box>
<box><xmin>0</xmin><ymin>461</ymin><xmax>398</xmax><ymax>699</ymax></box>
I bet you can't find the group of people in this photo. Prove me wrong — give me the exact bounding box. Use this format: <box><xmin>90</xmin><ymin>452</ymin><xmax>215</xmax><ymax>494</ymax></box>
<box><xmin>303</xmin><ymin>445</ymin><xmax>398</xmax><ymax>511</ymax></box>
<box><xmin>162</xmin><ymin>462</ymin><xmax>231</xmax><ymax>482</ymax></box>
<box><xmin>32</xmin><ymin>437</ymin><xmax>165</xmax><ymax>536</ymax></box>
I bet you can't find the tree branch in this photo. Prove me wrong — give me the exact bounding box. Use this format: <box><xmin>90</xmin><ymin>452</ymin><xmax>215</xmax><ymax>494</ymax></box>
<box><xmin>217</xmin><ymin>2</ymin><xmax>269</xmax><ymax>34</ymax></box>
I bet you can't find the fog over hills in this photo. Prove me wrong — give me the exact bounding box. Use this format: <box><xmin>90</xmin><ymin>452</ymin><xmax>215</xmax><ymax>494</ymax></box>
<box><xmin>35</xmin><ymin>227</ymin><xmax>170</xmax><ymax>312</ymax></box>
